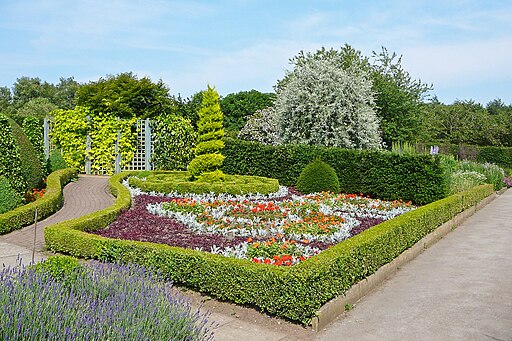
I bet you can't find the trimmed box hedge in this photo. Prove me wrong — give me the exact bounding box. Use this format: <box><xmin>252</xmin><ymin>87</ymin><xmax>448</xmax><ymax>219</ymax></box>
<box><xmin>128</xmin><ymin>170</ymin><xmax>279</xmax><ymax>195</ymax></box>
<box><xmin>221</xmin><ymin>138</ymin><xmax>448</xmax><ymax>205</ymax></box>
<box><xmin>44</xmin><ymin>172</ymin><xmax>493</xmax><ymax>325</ymax></box>
<box><xmin>0</xmin><ymin>168</ymin><xmax>77</xmax><ymax>235</ymax></box>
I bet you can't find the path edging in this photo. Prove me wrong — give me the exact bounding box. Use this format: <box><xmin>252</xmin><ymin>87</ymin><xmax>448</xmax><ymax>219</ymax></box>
<box><xmin>311</xmin><ymin>189</ymin><xmax>502</xmax><ymax>332</ymax></box>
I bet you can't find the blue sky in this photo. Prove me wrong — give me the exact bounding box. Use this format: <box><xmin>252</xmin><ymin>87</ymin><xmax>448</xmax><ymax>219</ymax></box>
<box><xmin>1</xmin><ymin>0</ymin><xmax>511</xmax><ymax>105</ymax></box>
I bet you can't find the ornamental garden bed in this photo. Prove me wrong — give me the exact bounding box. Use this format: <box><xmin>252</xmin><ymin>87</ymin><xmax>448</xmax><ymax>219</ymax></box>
<box><xmin>44</xmin><ymin>172</ymin><xmax>494</xmax><ymax>325</ymax></box>
<box><xmin>92</xmin><ymin>181</ymin><xmax>414</xmax><ymax>266</ymax></box>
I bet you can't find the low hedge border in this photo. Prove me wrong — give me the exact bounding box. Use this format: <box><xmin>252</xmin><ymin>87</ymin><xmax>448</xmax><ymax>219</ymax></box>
<box><xmin>44</xmin><ymin>175</ymin><xmax>494</xmax><ymax>325</ymax></box>
<box><xmin>0</xmin><ymin>168</ymin><xmax>77</xmax><ymax>235</ymax></box>
<box><xmin>128</xmin><ymin>170</ymin><xmax>279</xmax><ymax>195</ymax></box>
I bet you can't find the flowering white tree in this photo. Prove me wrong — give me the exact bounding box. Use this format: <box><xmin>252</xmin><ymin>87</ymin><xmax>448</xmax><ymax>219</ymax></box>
<box><xmin>237</xmin><ymin>107</ymin><xmax>281</xmax><ymax>145</ymax></box>
<box><xmin>275</xmin><ymin>48</ymin><xmax>382</xmax><ymax>149</ymax></box>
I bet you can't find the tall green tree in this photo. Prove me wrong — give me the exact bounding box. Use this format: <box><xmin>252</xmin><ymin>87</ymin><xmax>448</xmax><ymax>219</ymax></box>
<box><xmin>220</xmin><ymin>90</ymin><xmax>275</xmax><ymax>133</ymax></box>
<box><xmin>12</xmin><ymin>77</ymin><xmax>57</xmax><ymax>108</ymax></box>
<box><xmin>76</xmin><ymin>72</ymin><xmax>173</xmax><ymax>119</ymax></box>
<box><xmin>370</xmin><ymin>47</ymin><xmax>432</xmax><ymax>146</ymax></box>
<box><xmin>16</xmin><ymin>97</ymin><xmax>58</xmax><ymax>120</ymax></box>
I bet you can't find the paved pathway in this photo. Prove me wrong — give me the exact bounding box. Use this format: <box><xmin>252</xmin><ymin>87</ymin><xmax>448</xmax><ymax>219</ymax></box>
<box><xmin>0</xmin><ymin>175</ymin><xmax>113</xmax><ymax>267</ymax></box>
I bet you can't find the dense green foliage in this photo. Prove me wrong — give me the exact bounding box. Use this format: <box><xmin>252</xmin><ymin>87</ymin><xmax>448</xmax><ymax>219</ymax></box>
<box><xmin>0</xmin><ymin>176</ymin><xmax>22</xmax><ymax>214</ymax></box>
<box><xmin>0</xmin><ymin>168</ymin><xmax>76</xmax><ymax>235</ymax></box>
<box><xmin>50</xmin><ymin>107</ymin><xmax>88</xmax><ymax>169</ymax></box>
<box><xmin>44</xmin><ymin>172</ymin><xmax>493</xmax><ymax>325</ymax></box>
<box><xmin>11</xmin><ymin>76</ymin><xmax>79</xmax><ymax>109</ymax></box>
<box><xmin>0</xmin><ymin>114</ymin><xmax>26</xmax><ymax>194</ymax></box>
<box><xmin>188</xmin><ymin>86</ymin><xmax>225</xmax><ymax>178</ymax></box>
<box><xmin>222</xmin><ymin>138</ymin><xmax>447</xmax><ymax>205</ymax></box>
<box><xmin>220</xmin><ymin>90</ymin><xmax>275</xmax><ymax>133</ymax></box>
<box><xmin>296</xmin><ymin>159</ymin><xmax>340</xmax><ymax>194</ymax></box>
<box><xmin>76</xmin><ymin>72</ymin><xmax>172</xmax><ymax>119</ymax></box>
<box><xmin>47</xmin><ymin>149</ymin><xmax>69</xmax><ymax>173</ymax></box>
<box><xmin>129</xmin><ymin>171</ymin><xmax>279</xmax><ymax>195</ymax></box>
<box><xmin>238</xmin><ymin>107</ymin><xmax>281</xmax><ymax>145</ymax></box>
<box><xmin>22</xmin><ymin>116</ymin><xmax>45</xmax><ymax>168</ymax></box>
<box><xmin>8</xmin><ymin>118</ymin><xmax>44</xmax><ymax>190</ymax></box>
<box><xmin>16</xmin><ymin>97</ymin><xmax>58</xmax><ymax>121</ymax></box>
<box><xmin>152</xmin><ymin>114</ymin><xmax>196</xmax><ymax>170</ymax></box>
<box><xmin>275</xmin><ymin>47</ymin><xmax>382</xmax><ymax>148</ymax></box>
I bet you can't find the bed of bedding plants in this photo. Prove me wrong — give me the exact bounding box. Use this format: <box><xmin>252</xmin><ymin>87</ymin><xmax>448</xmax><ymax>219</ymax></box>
<box><xmin>93</xmin><ymin>177</ymin><xmax>415</xmax><ymax>267</ymax></box>
<box><xmin>0</xmin><ymin>255</ymin><xmax>214</xmax><ymax>341</ymax></box>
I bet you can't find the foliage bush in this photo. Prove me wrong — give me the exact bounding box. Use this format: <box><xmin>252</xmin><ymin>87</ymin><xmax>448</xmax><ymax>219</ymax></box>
<box><xmin>449</xmin><ymin>170</ymin><xmax>486</xmax><ymax>194</ymax></box>
<box><xmin>50</xmin><ymin>107</ymin><xmax>88</xmax><ymax>169</ymax></box>
<box><xmin>237</xmin><ymin>107</ymin><xmax>281</xmax><ymax>145</ymax></box>
<box><xmin>454</xmin><ymin>160</ymin><xmax>504</xmax><ymax>191</ymax></box>
<box><xmin>8</xmin><ymin>117</ymin><xmax>44</xmax><ymax>190</ymax></box>
<box><xmin>128</xmin><ymin>171</ymin><xmax>279</xmax><ymax>195</ymax></box>
<box><xmin>275</xmin><ymin>47</ymin><xmax>382</xmax><ymax>149</ymax></box>
<box><xmin>296</xmin><ymin>159</ymin><xmax>340</xmax><ymax>194</ymax></box>
<box><xmin>152</xmin><ymin>114</ymin><xmax>197</xmax><ymax>170</ymax></box>
<box><xmin>0</xmin><ymin>114</ymin><xmax>26</xmax><ymax>194</ymax></box>
<box><xmin>0</xmin><ymin>176</ymin><xmax>22</xmax><ymax>214</ymax></box>
<box><xmin>47</xmin><ymin>149</ymin><xmax>69</xmax><ymax>173</ymax></box>
<box><xmin>0</xmin><ymin>168</ymin><xmax>76</xmax><ymax>235</ymax></box>
<box><xmin>44</xmin><ymin>171</ymin><xmax>493</xmax><ymax>325</ymax></box>
<box><xmin>222</xmin><ymin>138</ymin><xmax>447</xmax><ymax>205</ymax></box>
<box><xmin>188</xmin><ymin>86</ymin><xmax>225</xmax><ymax>178</ymax></box>
<box><xmin>22</xmin><ymin>116</ymin><xmax>46</xmax><ymax>170</ymax></box>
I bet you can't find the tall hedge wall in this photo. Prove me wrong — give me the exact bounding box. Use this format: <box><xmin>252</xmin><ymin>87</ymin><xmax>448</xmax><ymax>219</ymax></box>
<box><xmin>221</xmin><ymin>138</ymin><xmax>448</xmax><ymax>205</ymax></box>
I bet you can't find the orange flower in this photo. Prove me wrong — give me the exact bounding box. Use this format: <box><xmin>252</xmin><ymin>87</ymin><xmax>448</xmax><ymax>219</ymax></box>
<box><xmin>247</xmin><ymin>237</ymin><xmax>253</xmax><ymax>243</ymax></box>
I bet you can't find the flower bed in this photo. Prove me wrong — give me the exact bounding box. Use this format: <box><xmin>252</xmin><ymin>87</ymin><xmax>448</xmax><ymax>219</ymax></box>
<box><xmin>93</xmin><ymin>182</ymin><xmax>415</xmax><ymax>266</ymax></box>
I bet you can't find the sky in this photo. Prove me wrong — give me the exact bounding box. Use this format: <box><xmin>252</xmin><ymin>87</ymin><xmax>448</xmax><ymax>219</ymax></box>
<box><xmin>0</xmin><ymin>0</ymin><xmax>511</xmax><ymax>105</ymax></box>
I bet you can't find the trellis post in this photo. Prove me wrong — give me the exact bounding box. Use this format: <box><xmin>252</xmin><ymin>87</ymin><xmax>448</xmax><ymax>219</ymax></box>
<box><xmin>85</xmin><ymin>115</ymin><xmax>92</xmax><ymax>175</ymax></box>
<box><xmin>43</xmin><ymin>117</ymin><xmax>50</xmax><ymax>159</ymax></box>
<box><xmin>145</xmin><ymin>118</ymin><xmax>152</xmax><ymax>171</ymax></box>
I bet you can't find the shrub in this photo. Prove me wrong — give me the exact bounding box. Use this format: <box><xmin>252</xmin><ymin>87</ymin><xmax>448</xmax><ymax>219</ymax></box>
<box><xmin>8</xmin><ymin>117</ymin><xmax>44</xmax><ymax>190</ymax></box>
<box><xmin>2</xmin><ymin>258</ymin><xmax>214</xmax><ymax>340</ymax></box>
<box><xmin>296</xmin><ymin>159</ymin><xmax>340</xmax><ymax>194</ymax></box>
<box><xmin>455</xmin><ymin>160</ymin><xmax>504</xmax><ymax>191</ymax></box>
<box><xmin>152</xmin><ymin>114</ymin><xmax>196</xmax><ymax>170</ymax></box>
<box><xmin>222</xmin><ymin>138</ymin><xmax>447</xmax><ymax>205</ymax></box>
<box><xmin>220</xmin><ymin>90</ymin><xmax>276</xmax><ymax>132</ymax></box>
<box><xmin>449</xmin><ymin>170</ymin><xmax>486</xmax><ymax>194</ymax></box>
<box><xmin>188</xmin><ymin>86</ymin><xmax>225</xmax><ymax>178</ymax></box>
<box><xmin>47</xmin><ymin>149</ymin><xmax>69</xmax><ymax>173</ymax></box>
<box><xmin>44</xmin><ymin>171</ymin><xmax>493</xmax><ymax>325</ymax></box>
<box><xmin>0</xmin><ymin>113</ymin><xmax>26</xmax><ymax>194</ymax></box>
<box><xmin>50</xmin><ymin>107</ymin><xmax>88</xmax><ymax>169</ymax></box>
<box><xmin>275</xmin><ymin>48</ymin><xmax>381</xmax><ymax>148</ymax></box>
<box><xmin>0</xmin><ymin>176</ymin><xmax>22</xmax><ymax>214</ymax></box>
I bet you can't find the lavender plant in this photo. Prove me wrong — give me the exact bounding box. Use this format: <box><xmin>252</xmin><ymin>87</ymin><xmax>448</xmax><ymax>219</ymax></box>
<box><xmin>0</xmin><ymin>259</ymin><xmax>214</xmax><ymax>341</ymax></box>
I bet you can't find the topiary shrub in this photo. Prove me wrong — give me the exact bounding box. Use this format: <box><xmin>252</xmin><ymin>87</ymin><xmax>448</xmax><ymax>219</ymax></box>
<box><xmin>22</xmin><ymin>116</ymin><xmax>46</xmax><ymax>170</ymax></box>
<box><xmin>152</xmin><ymin>114</ymin><xmax>196</xmax><ymax>170</ymax></box>
<box><xmin>47</xmin><ymin>149</ymin><xmax>69</xmax><ymax>173</ymax></box>
<box><xmin>0</xmin><ymin>176</ymin><xmax>22</xmax><ymax>214</ymax></box>
<box><xmin>296</xmin><ymin>159</ymin><xmax>340</xmax><ymax>194</ymax></box>
<box><xmin>8</xmin><ymin>118</ymin><xmax>44</xmax><ymax>191</ymax></box>
<box><xmin>188</xmin><ymin>86</ymin><xmax>225</xmax><ymax>178</ymax></box>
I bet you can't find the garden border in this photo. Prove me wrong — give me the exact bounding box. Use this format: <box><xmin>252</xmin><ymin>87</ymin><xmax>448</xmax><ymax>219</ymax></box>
<box><xmin>44</xmin><ymin>173</ymin><xmax>494</xmax><ymax>326</ymax></box>
<box><xmin>0</xmin><ymin>168</ymin><xmax>77</xmax><ymax>235</ymax></box>
<box><xmin>311</xmin><ymin>187</ymin><xmax>504</xmax><ymax>331</ymax></box>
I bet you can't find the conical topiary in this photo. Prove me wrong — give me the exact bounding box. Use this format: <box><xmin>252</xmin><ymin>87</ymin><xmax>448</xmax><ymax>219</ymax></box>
<box><xmin>296</xmin><ymin>159</ymin><xmax>340</xmax><ymax>194</ymax></box>
<box><xmin>188</xmin><ymin>86</ymin><xmax>225</xmax><ymax>179</ymax></box>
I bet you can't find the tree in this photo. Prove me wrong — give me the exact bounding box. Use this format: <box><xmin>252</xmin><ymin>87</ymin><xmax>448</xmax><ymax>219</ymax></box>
<box><xmin>0</xmin><ymin>86</ymin><xmax>13</xmax><ymax>114</ymax></box>
<box><xmin>76</xmin><ymin>72</ymin><xmax>173</xmax><ymax>119</ymax></box>
<box><xmin>274</xmin><ymin>47</ymin><xmax>382</xmax><ymax>149</ymax></box>
<box><xmin>370</xmin><ymin>48</ymin><xmax>432</xmax><ymax>146</ymax></box>
<box><xmin>54</xmin><ymin>77</ymin><xmax>80</xmax><ymax>109</ymax></box>
<box><xmin>16</xmin><ymin>97</ymin><xmax>58</xmax><ymax>120</ymax></box>
<box><xmin>220</xmin><ymin>90</ymin><xmax>275</xmax><ymax>133</ymax></box>
<box><xmin>12</xmin><ymin>77</ymin><xmax>56</xmax><ymax>108</ymax></box>
<box><xmin>188</xmin><ymin>86</ymin><xmax>225</xmax><ymax>178</ymax></box>
<box><xmin>173</xmin><ymin>91</ymin><xmax>203</xmax><ymax>128</ymax></box>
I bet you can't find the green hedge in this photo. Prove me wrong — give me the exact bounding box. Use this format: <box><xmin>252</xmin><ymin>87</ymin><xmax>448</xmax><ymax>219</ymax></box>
<box><xmin>128</xmin><ymin>171</ymin><xmax>279</xmax><ymax>195</ymax></box>
<box><xmin>222</xmin><ymin>138</ymin><xmax>447</xmax><ymax>205</ymax></box>
<box><xmin>0</xmin><ymin>168</ymin><xmax>77</xmax><ymax>235</ymax></box>
<box><xmin>44</xmin><ymin>171</ymin><xmax>493</xmax><ymax>325</ymax></box>
<box><xmin>477</xmin><ymin>146</ymin><xmax>512</xmax><ymax>169</ymax></box>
